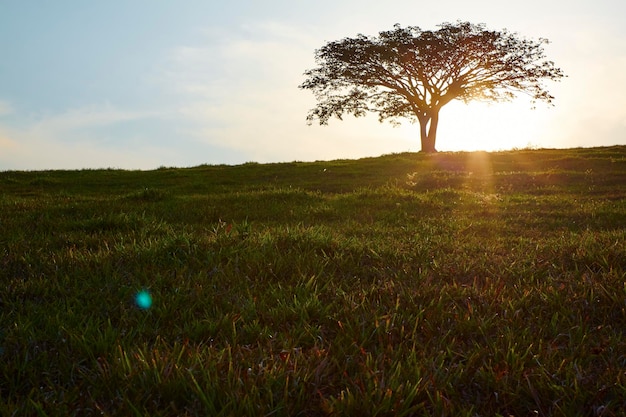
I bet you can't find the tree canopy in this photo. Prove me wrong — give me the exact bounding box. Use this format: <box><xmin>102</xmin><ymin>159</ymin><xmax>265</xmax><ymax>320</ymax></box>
<box><xmin>300</xmin><ymin>21</ymin><xmax>565</xmax><ymax>153</ymax></box>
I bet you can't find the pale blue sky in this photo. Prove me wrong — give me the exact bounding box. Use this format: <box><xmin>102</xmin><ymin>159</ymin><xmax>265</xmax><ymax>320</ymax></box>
<box><xmin>1</xmin><ymin>0</ymin><xmax>625</xmax><ymax>170</ymax></box>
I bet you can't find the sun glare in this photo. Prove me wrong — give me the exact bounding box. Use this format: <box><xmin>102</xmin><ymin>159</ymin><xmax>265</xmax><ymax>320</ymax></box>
<box><xmin>428</xmin><ymin>99</ymin><xmax>550</xmax><ymax>152</ymax></box>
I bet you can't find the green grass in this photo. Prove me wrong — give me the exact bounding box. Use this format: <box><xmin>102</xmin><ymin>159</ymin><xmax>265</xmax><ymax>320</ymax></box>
<box><xmin>1</xmin><ymin>146</ymin><xmax>625</xmax><ymax>416</ymax></box>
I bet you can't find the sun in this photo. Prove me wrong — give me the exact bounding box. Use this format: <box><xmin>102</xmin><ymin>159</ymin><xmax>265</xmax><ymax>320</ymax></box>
<box><xmin>429</xmin><ymin>99</ymin><xmax>551</xmax><ymax>152</ymax></box>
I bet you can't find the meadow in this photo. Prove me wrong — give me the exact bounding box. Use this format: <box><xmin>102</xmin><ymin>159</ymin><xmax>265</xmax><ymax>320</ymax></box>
<box><xmin>1</xmin><ymin>146</ymin><xmax>625</xmax><ymax>416</ymax></box>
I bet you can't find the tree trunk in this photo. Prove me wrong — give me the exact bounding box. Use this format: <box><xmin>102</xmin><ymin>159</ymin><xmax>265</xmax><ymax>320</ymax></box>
<box><xmin>418</xmin><ymin>111</ymin><xmax>439</xmax><ymax>153</ymax></box>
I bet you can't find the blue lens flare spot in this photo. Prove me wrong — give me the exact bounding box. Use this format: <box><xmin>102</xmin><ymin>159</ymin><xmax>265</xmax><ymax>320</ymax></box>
<box><xmin>135</xmin><ymin>290</ymin><xmax>153</xmax><ymax>309</ymax></box>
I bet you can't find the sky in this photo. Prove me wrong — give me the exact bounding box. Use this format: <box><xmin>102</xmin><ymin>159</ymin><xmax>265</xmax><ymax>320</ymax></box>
<box><xmin>1</xmin><ymin>0</ymin><xmax>625</xmax><ymax>170</ymax></box>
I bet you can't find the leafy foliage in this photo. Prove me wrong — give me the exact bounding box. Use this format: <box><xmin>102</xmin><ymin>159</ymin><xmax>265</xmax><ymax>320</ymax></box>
<box><xmin>300</xmin><ymin>22</ymin><xmax>565</xmax><ymax>152</ymax></box>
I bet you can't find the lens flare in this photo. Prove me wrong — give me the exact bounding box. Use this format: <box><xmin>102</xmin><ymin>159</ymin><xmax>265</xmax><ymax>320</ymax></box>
<box><xmin>135</xmin><ymin>290</ymin><xmax>153</xmax><ymax>309</ymax></box>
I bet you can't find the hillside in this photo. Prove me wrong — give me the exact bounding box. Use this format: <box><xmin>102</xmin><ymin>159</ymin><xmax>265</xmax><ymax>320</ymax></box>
<box><xmin>1</xmin><ymin>146</ymin><xmax>625</xmax><ymax>416</ymax></box>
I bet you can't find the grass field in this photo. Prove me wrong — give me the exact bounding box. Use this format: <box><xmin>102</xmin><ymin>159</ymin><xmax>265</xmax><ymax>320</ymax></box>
<box><xmin>1</xmin><ymin>146</ymin><xmax>625</xmax><ymax>416</ymax></box>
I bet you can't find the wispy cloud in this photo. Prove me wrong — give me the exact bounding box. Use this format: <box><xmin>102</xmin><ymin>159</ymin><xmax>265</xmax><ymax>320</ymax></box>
<box><xmin>26</xmin><ymin>103</ymin><xmax>160</xmax><ymax>136</ymax></box>
<box><xmin>0</xmin><ymin>99</ymin><xmax>17</xmax><ymax>150</ymax></box>
<box><xmin>0</xmin><ymin>129</ymin><xmax>16</xmax><ymax>150</ymax></box>
<box><xmin>151</xmin><ymin>20</ymin><xmax>413</xmax><ymax>162</ymax></box>
<box><xmin>0</xmin><ymin>100</ymin><xmax>13</xmax><ymax>116</ymax></box>
<box><xmin>0</xmin><ymin>103</ymin><xmax>170</xmax><ymax>170</ymax></box>
<box><xmin>160</xmin><ymin>20</ymin><xmax>318</xmax><ymax>97</ymax></box>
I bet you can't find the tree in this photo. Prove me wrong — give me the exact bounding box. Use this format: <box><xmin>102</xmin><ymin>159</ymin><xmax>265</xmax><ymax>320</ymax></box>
<box><xmin>300</xmin><ymin>21</ymin><xmax>565</xmax><ymax>153</ymax></box>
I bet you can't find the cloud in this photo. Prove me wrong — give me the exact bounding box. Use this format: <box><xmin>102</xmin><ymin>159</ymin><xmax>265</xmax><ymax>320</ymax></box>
<box><xmin>150</xmin><ymin>14</ymin><xmax>626</xmax><ymax>163</ymax></box>
<box><xmin>152</xmin><ymin>20</ymin><xmax>417</xmax><ymax>162</ymax></box>
<box><xmin>0</xmin><ymin>128</ymin><xmax>16</xmax><ymax>150</ymax></box>
<box><xmin>0</xmin><ymin>103</ymin><xmax>171</xmax><ymax>170</ymax></box>
<box><xmin>160</xmin><ymin>20</ymin><xmax>319</xmax><ymax>97</ymax></box>
<box><xmin>26</xmin><ymin>103</ymin><xmax>161</xmax><ymax>137</ymax></box>
<box><xmin>0</xmin><ymin>100</ymin><xmax>13</xmax><ymax>116</ymax></box>
<box><xmin>0</xmin><ymin>100</ymin><xmax>19</xmax><ymax>153</ymax></box>
<box><xmin>157</xmin><ymin>22</ymin><xmax>313</xmax><ymax>144</ymax></box>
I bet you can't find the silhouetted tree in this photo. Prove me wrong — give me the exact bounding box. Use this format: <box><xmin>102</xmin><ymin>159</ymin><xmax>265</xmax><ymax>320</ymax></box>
<box><xmin>300</xmin><ymin>21</ymin><xmax>565</xmax><ymax>153</ymax></box>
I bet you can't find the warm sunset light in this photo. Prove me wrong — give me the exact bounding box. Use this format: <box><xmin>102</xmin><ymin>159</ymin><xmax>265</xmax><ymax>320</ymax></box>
<box><xmin>300</xmin><ymin>22</ymin><xmax>564</xmax><ymax>154</ymax></box>
<box><xmin>436</xmin><ymin>99</ymin><xmax>550</xmax><ymax>152</ymax></box>
<box><xmin>3</xmin><ymin>2</ymin><xmax>625</xmax><ymax>410</ymax></box>
<box><xmin>1</xmin><ymin>1</ymin><xmax>624</xmax><ymax>169</ymax></box>
<box><xmin>339</xmin><ymin>98</ymin><xmax>552</xmax><ymax>155</ymax></box>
